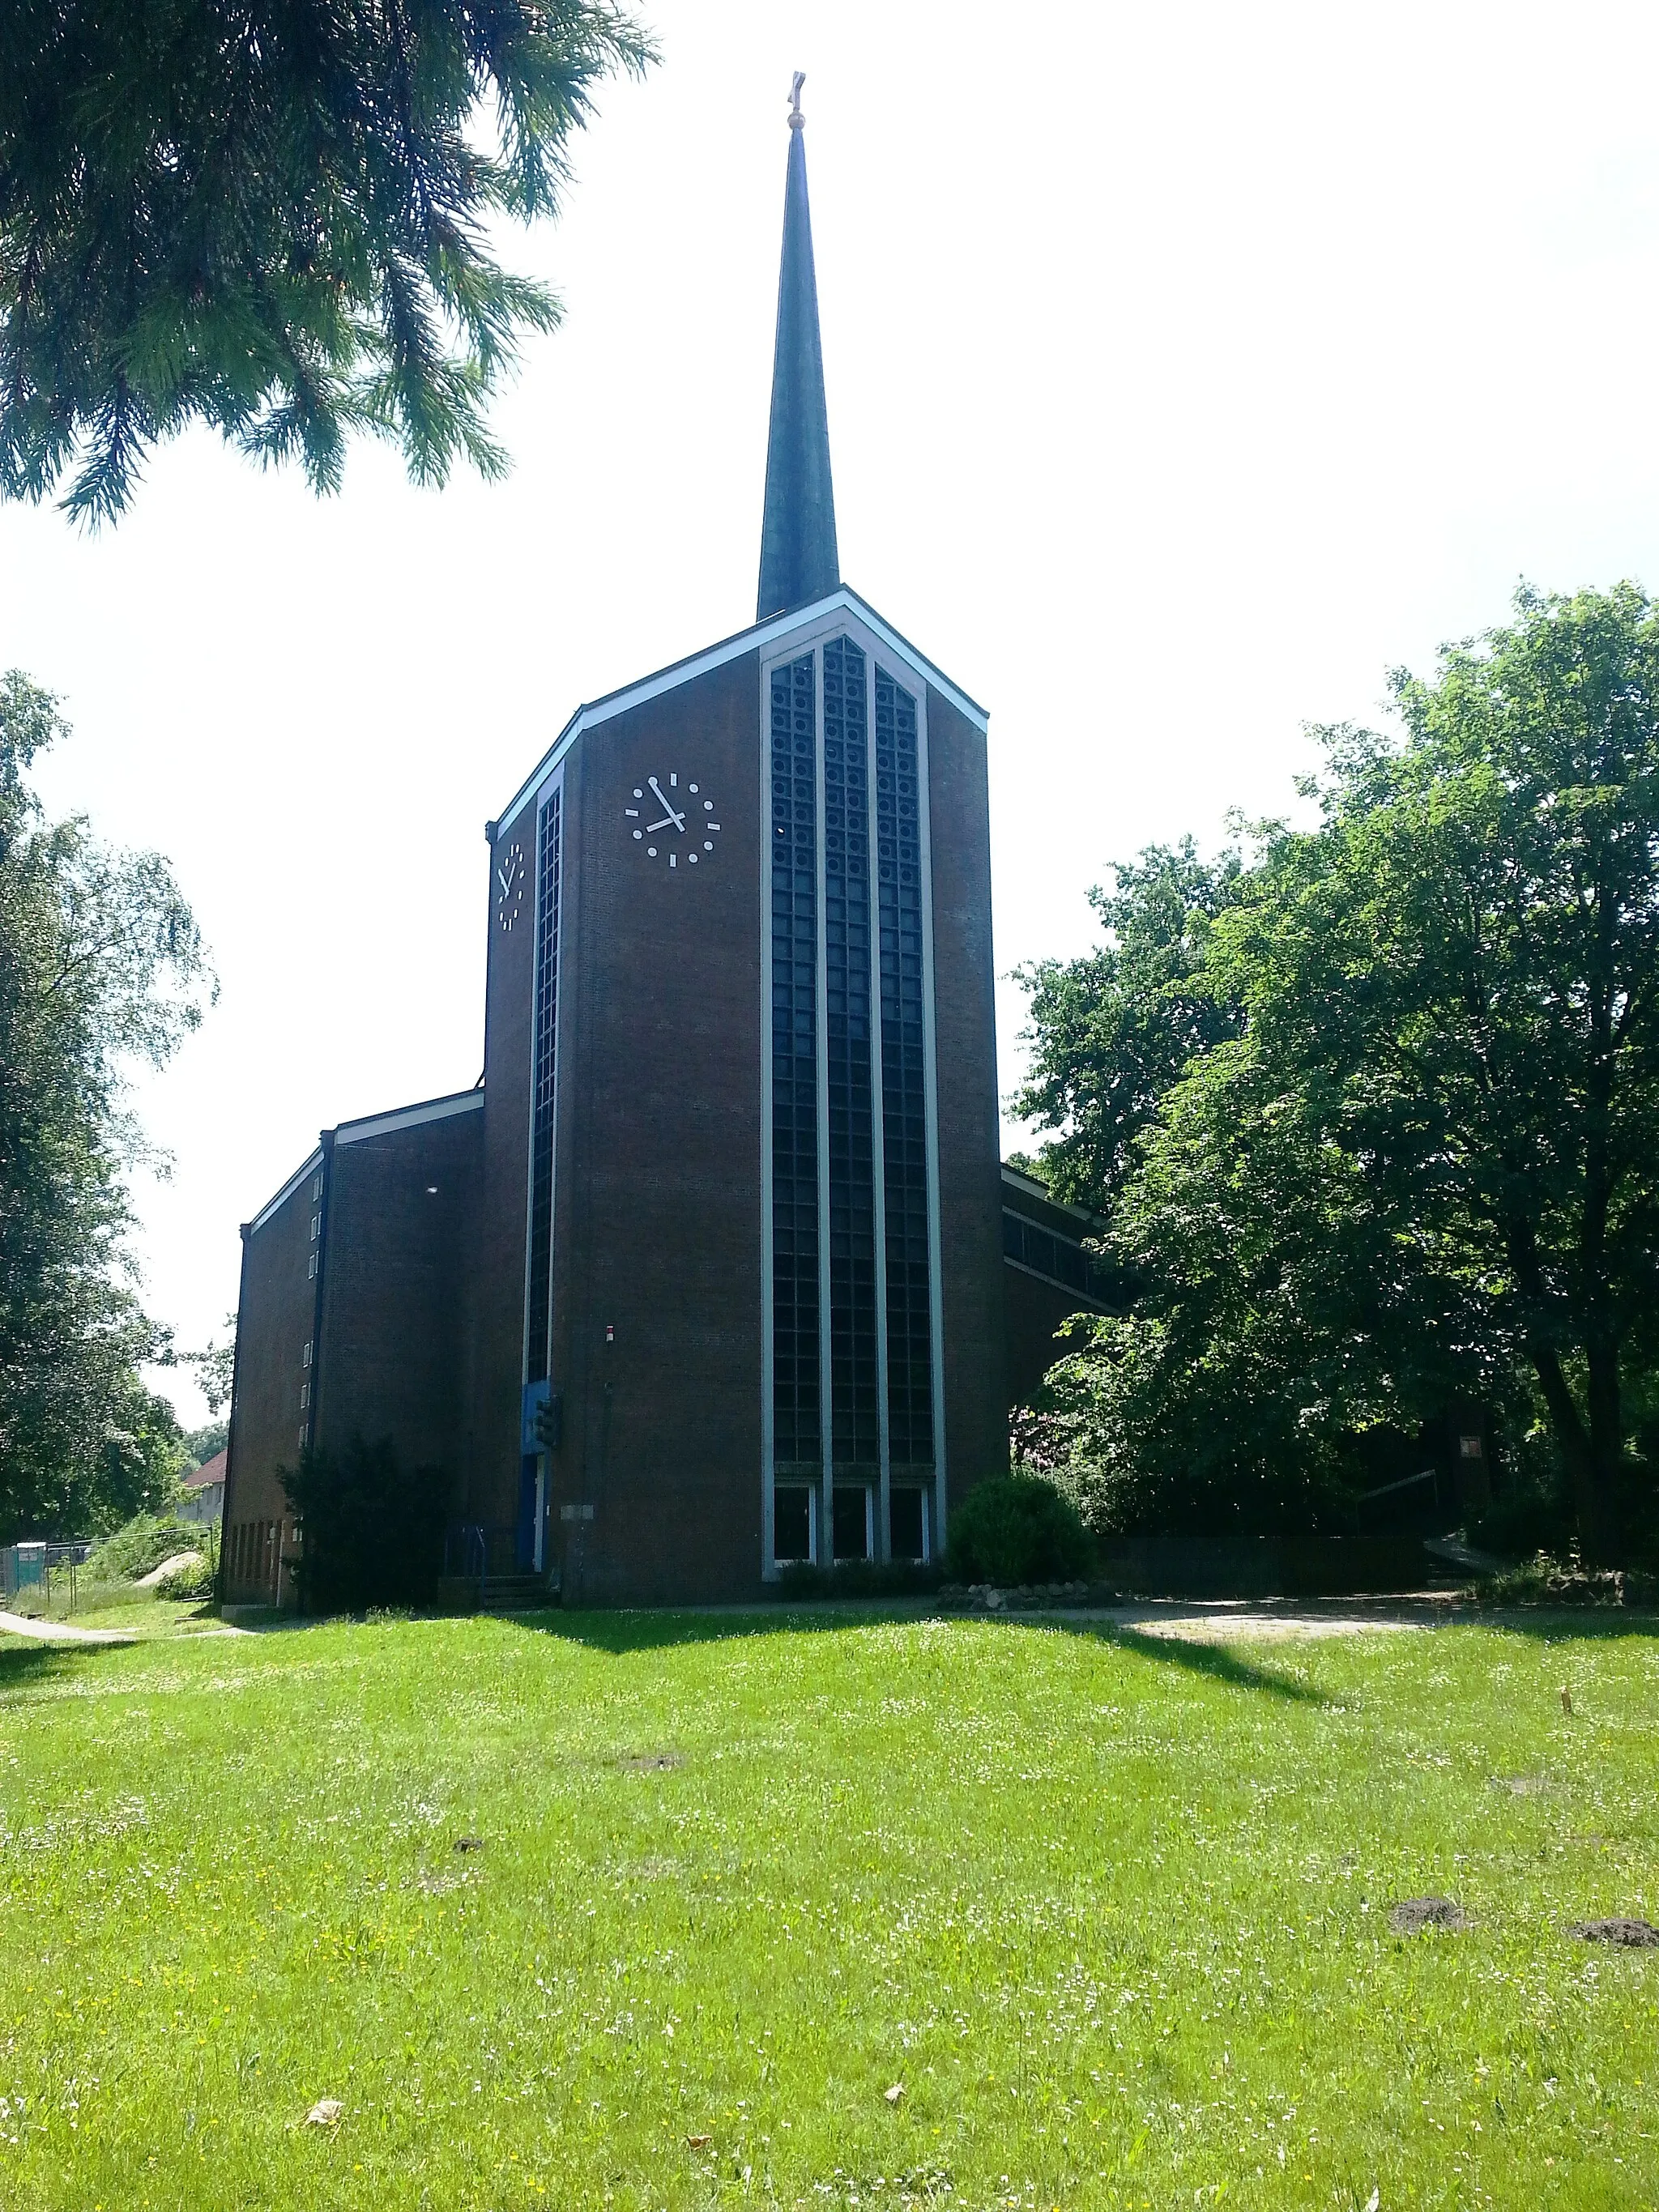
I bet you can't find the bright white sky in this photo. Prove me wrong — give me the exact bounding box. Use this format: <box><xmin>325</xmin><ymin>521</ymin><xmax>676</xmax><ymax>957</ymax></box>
<box><xmin>7</xmin><ymin>0</ymin><xmax>1659</xmax><ymax>1427</ymax></box>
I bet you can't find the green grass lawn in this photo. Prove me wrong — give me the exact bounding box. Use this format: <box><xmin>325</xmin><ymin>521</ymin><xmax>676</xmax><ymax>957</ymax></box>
<box><xmin>0</xmin><ymin>1609</ymin><xmax>1655</xmax><ymax>2210</ymax></box>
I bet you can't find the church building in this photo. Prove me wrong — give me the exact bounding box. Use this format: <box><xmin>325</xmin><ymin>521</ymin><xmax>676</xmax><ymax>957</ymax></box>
<box><xmin>222</xmin><ymin>94</ymin><xmax>1098</xmax><ymax>1607</ymax></box>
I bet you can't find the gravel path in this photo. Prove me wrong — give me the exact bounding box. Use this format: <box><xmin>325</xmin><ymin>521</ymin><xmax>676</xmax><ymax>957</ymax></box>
<box><xmin>0</xmin><ymin>1609</ymin><xmax>136</xmax><ymax>1644</ymax></box>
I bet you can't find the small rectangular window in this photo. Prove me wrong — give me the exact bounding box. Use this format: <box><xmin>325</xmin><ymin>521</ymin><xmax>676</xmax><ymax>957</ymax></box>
<box><xmin>774</xmin><ymin>1486</ymin><xmax>813</xmax><ymax>1564</ymax></box>
<box><xmin>309</xmin><ymin>1213</ymin><xmax>320</xmax><ymax>1240</ymax></box>
<box><xmin>311</xmin><ymin>1173</ymin><xmax>323</xmax><ymax>1200</ymax></box>
<box><xmin>833</xmin><ymin>1485</ymin><xmax>872</xmax><ymax>1562</ymax></box>
<box><xmin>890</xmin><ymin>1488</ymin><xmax>928</xmax><ymax>1562</ymax></box>
<box><xmin>302</xmin><ymin>1340</ymin><xmax>312</xmax><ymax>1367</ymax></box>
<box><xmin>307</xmin><ymin>1252</ymin><xmax>318</xmax><ymax>1279</ymax></box>
<box><xmin>298</xmin><ymin>1424</ymin><xmax>309</xmax><ymax>1451</ymax></box>
<box><xmin>299</xmin><ymin>1381</ymin><xmax>310</xmax><ymax>1410</ymax></box>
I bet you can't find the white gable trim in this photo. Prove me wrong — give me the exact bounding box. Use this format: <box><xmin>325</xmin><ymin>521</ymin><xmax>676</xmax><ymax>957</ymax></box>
<box><xmin>249</xmin><ymin>1148</ymin><xmax>324</xmax><ymax>1235</ymax></box>
<box><xmin>332</xmin><ymin>1089</ymin><xmax>484</xmax><ymax>1150</ymax></box>
<box><xmin>495</xmin><ymin>586</ymin><xmax>987</xmax><ymax>837</ymax></box>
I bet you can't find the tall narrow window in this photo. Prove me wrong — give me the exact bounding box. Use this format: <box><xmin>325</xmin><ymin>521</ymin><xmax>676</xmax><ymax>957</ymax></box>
<box><xmin>526</xmin><ymin>787</ymin><xmax>562</xmax><ymax>1383</ymax></box>
<box><xmin>821</xmin><ymin>637</ymin><xmax>880</xmax><ymax>1467</ymax></box>
<box><xmin>875</xmin><ymin>667</ymin><xmax>934</xmax><ymax>1467</ymax></box>
<box><xmin>770</xmin><ymin>654</ymin><xmax>819</xmax><ymax>1467</ymax></box>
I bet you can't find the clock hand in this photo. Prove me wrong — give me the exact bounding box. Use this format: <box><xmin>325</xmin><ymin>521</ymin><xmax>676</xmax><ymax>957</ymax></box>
<box><xmin>497</xmin><ymin>863</ymin><xmax>512</xmax><ymax>896</ymax></box>
<box><xmin>648</xmin><ymin>778</ymin><xmax>685</xmax><ymax>830</ymax></box>
<box><xmin>645</xmin><ymin>814</ymin><xmax>680</xmax><ymax>833</ymax></box>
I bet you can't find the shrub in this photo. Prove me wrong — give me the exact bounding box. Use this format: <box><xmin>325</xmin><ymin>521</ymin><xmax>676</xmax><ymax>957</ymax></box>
<box><xmin>944</xmin><ymin>1473</ymin><xmax>1094</xmax><ymax>1588</ymax></box>
<box><xmin>279</xmin><ymin>1436</ymin><xmax>450</xmax><ymax>1613</ymax></box>
<box><xmin>1473</xmin><ymin>1551</ymin><xmax>1657</xmax><ymax>1609</ymax></box>
<box><xmin>154</xmin><ymin>1553</ymin><xmax>215</xmax><ymax>1600</ymax></box>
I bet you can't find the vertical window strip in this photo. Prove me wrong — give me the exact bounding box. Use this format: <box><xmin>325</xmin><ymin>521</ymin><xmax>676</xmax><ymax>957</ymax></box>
<box><xmin>526</xmin><ymin>787</ymin><xmax>562</xmax><ymax>1384</ymax></box>
<box><xmin>770</xmin><ymin>655</ymin><xmax>820</xmax><ymax>1465</ymax></box>
<box><xmin>821</xmin><ymin>637</ymin><xmax>881</xmax><ymax>1465</ymax></box>
<box><xmin>875</xmin><ymin>667</ymin><xmax>935</xmax><ymax>1465</ymax></box>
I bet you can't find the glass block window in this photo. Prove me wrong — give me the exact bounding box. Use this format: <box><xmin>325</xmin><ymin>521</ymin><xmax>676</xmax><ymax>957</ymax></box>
<box><xmin>526</xmin><ymin>786</ymin><xmax>562</xmax><ymax>1383</ymax></box>
<box><xmin>875</xmin><ymin>667</ymin><xmax>934</xmax><ymax>1465</ymax></box>
<box><xmin>821</xmin><ymin>637</ymin><xmax>880</xmax><ymax>1466</ymax></box>
<box><xmin>770</xmin><ymin>654</ymin><xmax>820</xmax><ymax>1464</ymax></box>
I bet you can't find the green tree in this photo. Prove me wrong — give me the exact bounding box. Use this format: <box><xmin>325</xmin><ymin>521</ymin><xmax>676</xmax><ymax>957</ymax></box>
<box><xmin>1030</xmin><ymin>1038</ymin><xmax>1504</xmax><ymax>1540</ymax></box>
<box><xmin>0</xmin><ymin>0</ymin><xmax>654</xmax><ymax>524</ymax></box>
<box><xmin>280</xmin><ymin>1435</ymin><xmax>450</xmax><ymax>1612</ymax></box>
<box><xmin>1221</xmin><ymin>585</ymin><xmax>1659</xmax><ymax>1562</ymax></box>
<box><xmin>181</xmin><ymin>1420</ymin><xmax>228</xmax><ymax>1471</ymax></box>
<box><xmin>182</xmin><ymin>1312</ymin><xmax>237</xmax><ymax>1417</ymax></box>
<box><xmin>1026</xmin><ymin>585</ymin><xmax>1659</xmax><ymax>1564</ymax></box>
<box><xmin>0</xmin><ymin>671</ymin><xmax>213</xmax><ymax>1536</ymax></box>
<box><xmin>1013</xmin><ymin>840</ymin><xmax>1243</xmax><ymax>1213</ymax></box>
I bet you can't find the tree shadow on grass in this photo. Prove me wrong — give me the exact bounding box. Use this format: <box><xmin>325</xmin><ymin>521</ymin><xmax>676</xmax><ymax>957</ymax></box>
<box><xmin>1083</xmin><ymin>1622</ymin><xmax>1331</xmax><ymax>1703</ymax></box>
<box><xmin>501</xmin><ymin>1605</ymin><xmax>1331</xmax><ymax>1700</ymax></box>
<box><xmin>500</xmin><ymin>1604</ymin><xmax>928</xmax><ymax>1658</ymax></box>
<box><xmin>0</xmin><ymin>1638</ymin><xmax>137</xmax><ymax>1692</ymax></box>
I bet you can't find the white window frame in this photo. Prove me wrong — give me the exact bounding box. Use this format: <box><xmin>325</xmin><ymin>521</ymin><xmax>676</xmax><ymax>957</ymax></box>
<box><xmin>770</xmin><ymin>1482</ymin><xmax>818</xmax><ymax>1568</ymax></box>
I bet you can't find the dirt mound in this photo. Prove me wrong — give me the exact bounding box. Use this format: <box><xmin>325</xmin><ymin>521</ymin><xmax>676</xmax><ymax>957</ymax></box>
<box><xmin>1388</xmin><ymin>1897</ymin><xmax>1469</xmax><ymax>1933</ymax></box>
<box><xmin>1571</xmin><ymin>1917</ymin><xmax>1659</xmax><ymax>1947</ymax></box>
<box><xmin>136</xmin><ymin>1550</ymin><xmax>202</xmax><ymax>1588</ymax></box>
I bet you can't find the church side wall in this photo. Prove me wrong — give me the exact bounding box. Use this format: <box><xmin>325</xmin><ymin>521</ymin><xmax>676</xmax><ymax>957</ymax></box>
<box><xmin>223</xmin><ymin>1165</ymin><xmax>320</xmax><ymax>1604</ymax></box>
<box><xmin>1004</xmin><ymin>1266</ymin><xmax>1086</xmax><ymax>1411</ymax></box>
<box><xmin>927</xmin><ymin>686</ymin><xmax>1009</xmax><ymax>1513</ymax></box>
<box><xmin>550</xmin><ymin>651</ymin><xmax>766</xmax><ymax>1603</ymax></box>
<box><xmin>312</xmin><ymin>1105</ymin><xmax>483</xmax><ymax>1486</ymax></box>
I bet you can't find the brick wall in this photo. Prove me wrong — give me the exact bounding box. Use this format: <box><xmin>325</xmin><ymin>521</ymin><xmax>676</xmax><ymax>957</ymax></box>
<box><xmin>548</xmin><ymin>651</ymin><xmax>766</xmax><ymax>1604</ymax></box>
<box><xmin>223</xmin><ymin>1155</ymin><xmax>323</xmax><ymax>1604</ymax></box>
<box><xmin>926</xmin><ymin>685</ymin><xmax>1009</xmax><ymax>1521</ymax></box>
<box><xmin>314</xmin><ymin>1101</ymin><xmax>483</xmax><ymax>1481</ymax></box>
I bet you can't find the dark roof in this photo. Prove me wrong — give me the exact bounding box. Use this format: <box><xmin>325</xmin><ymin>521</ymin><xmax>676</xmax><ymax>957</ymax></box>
<box><xmin>184</xmin><ymin>1447</ymin><xmax>227</xmax><ymax>1492</ymax></box>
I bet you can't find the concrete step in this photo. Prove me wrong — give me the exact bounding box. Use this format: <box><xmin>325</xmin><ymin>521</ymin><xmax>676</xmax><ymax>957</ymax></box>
<box><xmin>434</xmin><ymin>1573</ymin><xmax>553</xmax><ymax>1614</ymax></box>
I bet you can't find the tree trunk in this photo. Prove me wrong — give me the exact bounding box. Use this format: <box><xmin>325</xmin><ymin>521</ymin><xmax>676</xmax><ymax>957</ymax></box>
<box><xmin>1528</xmin><ymin>1340</ymin><xmax>1603</xmax><ymax>1562</ymax></box>
<box><xmin>1583</xmin><ymin>1333</ymin><xmax>1622</xmax><ymax>1568</ymax></box>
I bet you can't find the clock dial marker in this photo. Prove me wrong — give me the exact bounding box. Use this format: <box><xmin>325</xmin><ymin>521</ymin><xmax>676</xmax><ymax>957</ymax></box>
<box><xmin>495</xmin><ymin>839</ymin><xmax>527</xmax><ymax>931</ymax></box>
<box><xmin>627</xmin><ymin>775</ymin><xmax>715</xmax><ymax>870</ymax></box>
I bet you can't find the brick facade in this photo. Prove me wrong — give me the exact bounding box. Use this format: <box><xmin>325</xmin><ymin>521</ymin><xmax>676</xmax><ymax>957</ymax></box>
<box><xmin>229</xmin><ymin>591</ymin><xmax>1017</xmax><ymax>1607</ymax></box>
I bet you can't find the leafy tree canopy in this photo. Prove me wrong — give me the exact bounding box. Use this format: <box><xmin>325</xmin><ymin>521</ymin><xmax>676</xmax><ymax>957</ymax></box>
<box><xmin>1012</xmin><ymin>840</ymin><xmax>1243</xmax><ymax>1213</ymax></box>
<box><xmin>1017</xmin><ymin>586</ymin><xmax>1659</xmax><ymax>1563</ymax></box>
<box><xmin>182</xmin><ymin>1312</ymin><xmax>236</xmax><ymax>1416</ymax></box>
<box><xmin>181</xmin><ymin>1419</ymin><xmax>228</xmax><ymax>1470</ymax></box>
<box><xmin>0</xmin><ymin>0</ymin><xmax>655</xmax><ymax>523</ymax></box>
<box><xmin>0</xmin><ymin>671</ymin><xmax>213</xmax><ymax>1537</ymax></box>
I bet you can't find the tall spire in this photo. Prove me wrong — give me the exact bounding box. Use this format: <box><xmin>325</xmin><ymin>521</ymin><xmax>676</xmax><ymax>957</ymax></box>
<box><xmin>757</xmin><ymin>75</ymin><xmax>839</xmax><ymax>620</ymax></box>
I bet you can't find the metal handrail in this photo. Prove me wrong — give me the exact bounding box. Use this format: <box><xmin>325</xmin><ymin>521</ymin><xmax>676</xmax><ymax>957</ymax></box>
<box><xmin>442</xmin><ymin>1524</ymin><xmax>520</xmax><ymax>1582</ymax></box>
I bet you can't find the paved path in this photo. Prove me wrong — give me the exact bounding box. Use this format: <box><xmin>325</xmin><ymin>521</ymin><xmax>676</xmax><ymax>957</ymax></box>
<box><xmin>0</xmin><ymin>1609</ymin><xmax>135</xmax><ymax>1645</ymax></box>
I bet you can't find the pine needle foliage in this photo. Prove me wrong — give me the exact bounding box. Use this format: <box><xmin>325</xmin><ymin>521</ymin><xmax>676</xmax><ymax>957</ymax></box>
<box><xmin>0</xmin><ymin>0</ymin><xmax>655</xmax><ymax>524</ymax></box>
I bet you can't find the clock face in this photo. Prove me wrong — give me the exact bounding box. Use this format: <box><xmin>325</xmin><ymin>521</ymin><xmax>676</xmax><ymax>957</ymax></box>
<box><xmin>496</xmin><ymin>839</ymin><xmax>526</xmax><ymax>931</ymax></box>
<box><xmin>625</xmin><ymin>772</ymin><xmax>720</xmax><ymax>871</ymax></box>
